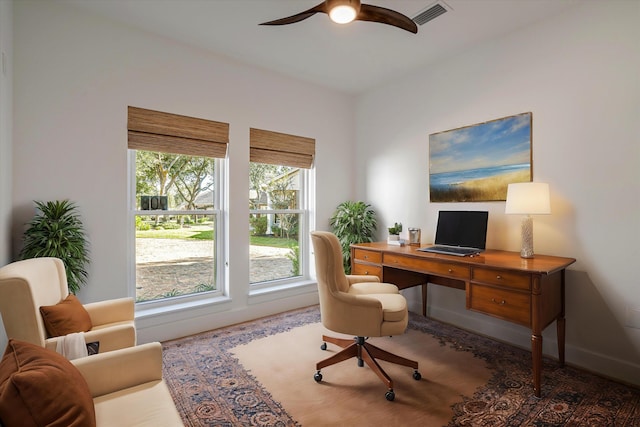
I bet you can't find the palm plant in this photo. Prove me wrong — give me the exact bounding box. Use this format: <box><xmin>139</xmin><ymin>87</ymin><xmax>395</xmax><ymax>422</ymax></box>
<box><xmin>20</xmin><ymin>200</ymin><xmax>90</xmax><ymax>294</ymax></box>
<box><xmin>329</xmin><ymin>201</ymin><xmax>377</xmax><ymax>274</ymax></box>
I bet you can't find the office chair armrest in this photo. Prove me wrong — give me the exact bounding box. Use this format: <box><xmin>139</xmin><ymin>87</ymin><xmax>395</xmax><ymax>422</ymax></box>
<box><xmin>329</xmin><ymin>293</ymin><xmax>385</xmax><ymax>336</ymax></box>
<box><xmin>84</xmin><ymin>297</ymin><xmax>135</xmax><ymax>325</ymax></box>
<box><xmin>338</xmin><ymin>292</ymin><xmax>381</xmax><ymax>305</ymax></box>
<box><xmin>346</xmin><ymin>275</ymin><xmax>380</xmax><ymax>285</ymax></box>
<box><xmin>71</xmin><ymin>342</ymin><xmax>163</xmax><ymax>398</ymax></box>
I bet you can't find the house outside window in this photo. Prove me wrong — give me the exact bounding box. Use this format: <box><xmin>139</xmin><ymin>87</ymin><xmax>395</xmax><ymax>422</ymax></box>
<box><xmin>249</xmin><ymin>164</ymin><xmax>307</xmax><ymax>285</ymax></box>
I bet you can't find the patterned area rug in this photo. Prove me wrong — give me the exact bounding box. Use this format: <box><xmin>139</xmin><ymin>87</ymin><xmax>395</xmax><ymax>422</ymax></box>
<box><xmin>162</xmin><ymin>306</ymin><xmax>640</xmax><ymax>426</ymax></box>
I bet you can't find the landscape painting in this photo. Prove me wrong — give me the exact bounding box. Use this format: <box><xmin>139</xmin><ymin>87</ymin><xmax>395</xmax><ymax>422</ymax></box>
<box><xmin>429</xmin><ymin>112</ymin><xmax>532</xmax><ymax>202</ymax></box>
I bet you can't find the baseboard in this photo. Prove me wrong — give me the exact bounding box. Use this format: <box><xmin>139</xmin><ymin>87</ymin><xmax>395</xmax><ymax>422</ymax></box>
<box><xmin>563</xmin><ymin>344</ymin><xmax>640</xmax><ymax>388</ymax></box>
<box><xmin>409</xmin><ymin>302</ymin><xmax>640</xmax><ymax>388</ymax></box>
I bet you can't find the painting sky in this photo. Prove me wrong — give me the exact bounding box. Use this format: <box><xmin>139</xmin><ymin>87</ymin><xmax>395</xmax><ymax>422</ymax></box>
<box><xmin>429</xmin><ymin>113</ymin><xmax>531</xmax><ymax>174</ymax></box>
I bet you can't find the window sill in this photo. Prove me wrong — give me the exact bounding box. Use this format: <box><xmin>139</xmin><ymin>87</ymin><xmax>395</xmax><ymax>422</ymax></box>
<box><xmin>248</xmin><ymin>279</ymin><xmax>317</xmax><ymax>305</ymax></box>
<box><xmin>135</xmin><ymin>294</ymin><xmax>232</xmax><ymax>321</ymax></box>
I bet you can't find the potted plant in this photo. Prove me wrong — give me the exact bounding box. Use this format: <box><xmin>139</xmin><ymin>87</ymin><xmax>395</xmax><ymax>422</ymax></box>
<box><xmin>20</xmin><ymin>200</ymin><xmax>90</xmax><ymax>294</ymax></box>
<box><xmin>387</xmin><ymin>222</ymin><xmax>403</xmax><ymax>244</ymax></box>
<box><xmin>329</xmin><ymin>201</ymin><xmax>377</xmax><ymax>274</ymax></box>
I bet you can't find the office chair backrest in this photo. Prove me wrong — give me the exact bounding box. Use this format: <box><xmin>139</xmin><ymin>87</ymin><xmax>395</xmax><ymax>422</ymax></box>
<box><xmin>310</xmin><ymin>231</ymin><xmax>350</xmax><ymax>294</ymax></box>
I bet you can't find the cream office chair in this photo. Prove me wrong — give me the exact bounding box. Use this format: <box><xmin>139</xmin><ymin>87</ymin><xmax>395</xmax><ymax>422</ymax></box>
<box><xmin>310</xmin><ymin>231</ymin><xmax>420</xmax><ymax>401</ymax></box>
<box><xmin>0</xmin><ymin>257</ymin><xmax>136</xmax><ymax>354</ymax></box>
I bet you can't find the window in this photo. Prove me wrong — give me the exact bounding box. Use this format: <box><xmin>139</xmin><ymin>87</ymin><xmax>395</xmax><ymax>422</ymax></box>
<box><xmin>249</xmin><ymin>128</ymin><xmax>315</xmax><ymax>288</ymax></box>
<box><xmin>128</xmin><ymin>107</ymin><xmax>228</xmax><ymax>304</ymax></box>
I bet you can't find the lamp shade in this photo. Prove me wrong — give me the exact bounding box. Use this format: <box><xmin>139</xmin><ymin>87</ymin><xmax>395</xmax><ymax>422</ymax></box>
<box><xmin>505</xmin><ymin>182</ymin><xmax>551</xmax><ymax>215</ymax></box>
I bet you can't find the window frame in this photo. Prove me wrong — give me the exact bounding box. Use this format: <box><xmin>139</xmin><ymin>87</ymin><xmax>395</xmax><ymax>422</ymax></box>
<box><xmin>128</xmin><ymin>150</ymin><xmax>226</xmax><ymax>309</ymax></box>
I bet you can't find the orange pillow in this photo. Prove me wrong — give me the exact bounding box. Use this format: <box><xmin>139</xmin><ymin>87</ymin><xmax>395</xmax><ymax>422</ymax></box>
<box><xmin>39</xmin><ymin>294</ymin><xmax>93</xmax><ymax>337</ymax></box>
<box><xmin>0</xmin><ymin>339</ymin><xmax>96</xmax><ymax>427</ymax></box>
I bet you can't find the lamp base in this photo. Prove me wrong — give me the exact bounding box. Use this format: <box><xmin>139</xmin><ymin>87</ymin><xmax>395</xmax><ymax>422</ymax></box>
<box><xmin>520</xmin><ymin>216</ymin><xmax>534</xmax><ymax>258</ymax></box>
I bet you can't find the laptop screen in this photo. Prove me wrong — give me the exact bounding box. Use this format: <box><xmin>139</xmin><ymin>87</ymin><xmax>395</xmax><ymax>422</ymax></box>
<box><xmin>435</xmin><ymin>211</ymin><xmax>489</xmax><ymax>249</ymax></box>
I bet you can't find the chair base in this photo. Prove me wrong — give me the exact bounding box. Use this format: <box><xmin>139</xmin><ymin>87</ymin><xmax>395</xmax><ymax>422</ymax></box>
<box><xmin>315</xmin><ymin>335</ymin><xmax>420</xmax><ymax>398</ymax></box>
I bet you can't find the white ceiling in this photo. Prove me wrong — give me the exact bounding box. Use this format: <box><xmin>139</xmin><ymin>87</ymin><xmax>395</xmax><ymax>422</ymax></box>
<box><xmin>60</xmin><ymin>0</ymin><xmax>581</xmax><ymax>94</ymax></box>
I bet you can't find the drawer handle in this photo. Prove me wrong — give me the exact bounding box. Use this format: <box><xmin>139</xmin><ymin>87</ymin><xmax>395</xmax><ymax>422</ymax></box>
<box><xmin>491</xmin><ymin>298</ymin><xmax>506</xmax><ymax>305</ymax></box>
<box><xmin>364</xmin><ymin>271</ymin><xmax>369</xmax><ymax>275</ymax></box>
<box><xmin>364</xmin><ymin>255</ymin><xmax>369</xmax><ymax>259</ymax></box>
<box><xmin>448</xmin><ymin>268</ymin><xmax>453</xmax><ymax>273</ymax></box>
<box><xmin>496</xmin><ymin>275</ymin><xmax>502</xmax><ymax>280</ymax></box>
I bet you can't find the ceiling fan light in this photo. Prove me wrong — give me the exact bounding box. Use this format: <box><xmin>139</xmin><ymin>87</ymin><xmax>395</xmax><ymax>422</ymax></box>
<box><xmin>329</xmin><ymin>5</ymin><xmax>357</xmax><ymax>24</ymax></box>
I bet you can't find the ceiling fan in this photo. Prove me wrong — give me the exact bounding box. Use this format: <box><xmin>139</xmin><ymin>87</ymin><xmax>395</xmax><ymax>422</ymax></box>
<box><xmin>260</xmin><ymin>0</ymin><xmax>418</xmax><ymax>34</ymax></box>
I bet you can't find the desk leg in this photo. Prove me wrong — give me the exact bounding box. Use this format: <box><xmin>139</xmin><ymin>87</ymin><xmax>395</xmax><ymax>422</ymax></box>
<box><xmin>558</xmin><ymin>269</ymin><xmax>566</xmax><ymax>367</ymax></box>
<box><xmin>532</xmin><ymin>333</ymin><xmax>542</xmax><ymax>398</ymax></box>
<box><xmin>421</xmin><ymin>283</ymin><xmax>427</xmax><ymax>316</ymax></box>
<box><xmin>557</xmin><ymin>317</ymin><xmax>566</xmax><ymax>367</ymax></box>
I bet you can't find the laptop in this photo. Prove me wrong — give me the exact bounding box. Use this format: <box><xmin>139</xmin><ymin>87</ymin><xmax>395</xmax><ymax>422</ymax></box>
<box><xmin>418</xmin><ymin>211</ymin><xmax>489</xmax><ymax>257</ymax></box>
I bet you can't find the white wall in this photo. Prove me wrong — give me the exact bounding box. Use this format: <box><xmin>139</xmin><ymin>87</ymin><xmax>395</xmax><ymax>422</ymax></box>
<box><xmin>355</xmin><ymin>1</ymin><xmax>640</xmax><ymax>385</ymax></box>
<box><xmin>0</xmin><ymin>0</ymin><xmax>12</xmax><ymax>266</ymax></box>
<box><xmin>10</xmin><ymin>1</ymin><xmax>354</xmax><ymax>346</ymax></box>
<box><xmin>0</xmin><ymin>0</ymin><xmax>13</xmax><ymax>349</ymax></box>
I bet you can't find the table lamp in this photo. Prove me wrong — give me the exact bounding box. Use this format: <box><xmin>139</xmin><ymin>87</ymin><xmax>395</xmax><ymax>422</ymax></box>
<box><xmin>505</xmin><ymin>182</ymin><xmax>551</xmax><ymax>258</ymax></box>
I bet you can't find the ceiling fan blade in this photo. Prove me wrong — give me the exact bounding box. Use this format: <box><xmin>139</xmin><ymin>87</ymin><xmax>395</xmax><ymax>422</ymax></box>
<box><xmin>357</xmin><ymin>4</ymin><xmax>418</xmax><ymax>34</ymax></box>
<box><xmin>260</xmin><ymin>3</ymin><xmax>327</xmax><ymax>26</ymax></box>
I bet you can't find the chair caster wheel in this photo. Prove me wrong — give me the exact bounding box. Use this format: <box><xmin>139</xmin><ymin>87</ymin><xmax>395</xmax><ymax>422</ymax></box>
<box><xmin>413</xmin><ymin>371</ymin><xmax>422</xmax><ymax>380</ymax></box>
<box><xmin>385</xmin><ymin>390</ymin><xmax>395</xmax><ymax>401</ymax></box>
<box><xmin>320</xmin><ymin>342</ymin><xmax>327</xmax><ymax>351</ymax></box>
<box><xmin>357</xmin><ymin>358</ymin><xmax>364</xmax><ymax>367</ymax></box>
<box><xmin>314</xmin><ymin>371</ymin><xmax>323</xmax><ymax>382</ymax></box>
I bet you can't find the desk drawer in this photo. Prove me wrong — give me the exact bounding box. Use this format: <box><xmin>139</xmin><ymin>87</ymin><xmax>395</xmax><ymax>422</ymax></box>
<box><xmin>353</xmin><ymin>249</ymin><xmax>382</xmax><ymax>264</ymax></box>
<box><xmin>469</xmin><ymin>284</ymin><xmax>531</xmax><ymax>326</ymax></box>
<box><xmin>384</xmin><ymin>254</ymin><xmax>469</xmax><ymax>280</ymax></box>
<box><xmin>352</xmin><ymin>263</ymin><xmax>382</xmax><ymax>278</ymax></box>
<box><xmin>472</xmin><ymin>267</ymin><xmax>531</xmax><ymax>290</ymax></box>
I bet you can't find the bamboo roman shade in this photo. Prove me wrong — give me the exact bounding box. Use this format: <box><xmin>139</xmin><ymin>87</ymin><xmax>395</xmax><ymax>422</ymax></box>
<box><xmin>250</xmin><ymin>128</ymin><xmax>315</xmax><ymax>169</ymax></box>
<box><xmin>128</xmin><ymin>106</ymin><xmax>229</xmax><ymax>158</ymax></box>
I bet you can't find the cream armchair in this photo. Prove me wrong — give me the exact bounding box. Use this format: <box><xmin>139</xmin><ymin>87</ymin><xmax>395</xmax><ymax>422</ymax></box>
<box><xmin>0</xmin><ymin>339</ymin><xmax>182</xmax><ymax>427</ymax></box>
<box><xmin>310</xmin><ymin>231</ymin><xmax>421</xmax><ymax>401</ymax></box>
<box><xmin>0</xmin><ymin>257</ymin><xmax>136</xmax><ymax>353</ymax></box>
<box><xmin>72</xmin><ymin>342</ymin><xmax>184</xmax><ymax>426</ymax></box>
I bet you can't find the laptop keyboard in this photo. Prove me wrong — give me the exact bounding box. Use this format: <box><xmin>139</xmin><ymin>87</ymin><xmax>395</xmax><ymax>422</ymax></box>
<box><xmin>433</xmin><ymin>246</ymin><xmax>474</xmax><ymax>254</ymax></box>
<box><xmin>418</xmin><ymin>245</ymin><xmax>480</xmax><ymax>256</ymax></box>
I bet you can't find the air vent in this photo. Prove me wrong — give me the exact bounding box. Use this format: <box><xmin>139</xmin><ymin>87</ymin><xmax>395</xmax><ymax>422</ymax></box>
<box><xmin>413</xmin><ymin>3</ymin><xmax>448</xmax><ymax>26</ymax></box>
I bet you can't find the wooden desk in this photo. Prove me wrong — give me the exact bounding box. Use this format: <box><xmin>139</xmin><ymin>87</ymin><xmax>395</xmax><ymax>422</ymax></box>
<box><xmin>350</xmin><ymin>242</ymin><xmax>576</xmax><ymax>397</ymax></box>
